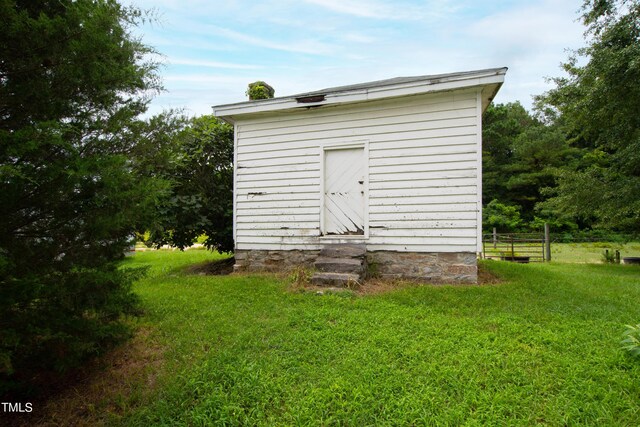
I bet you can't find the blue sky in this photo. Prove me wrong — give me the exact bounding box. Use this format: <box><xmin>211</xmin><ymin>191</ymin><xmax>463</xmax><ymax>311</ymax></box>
<box><xmin>125</xmin><ymin>0</ymin><xmax>586</xmax><ymax>117</ymax></box>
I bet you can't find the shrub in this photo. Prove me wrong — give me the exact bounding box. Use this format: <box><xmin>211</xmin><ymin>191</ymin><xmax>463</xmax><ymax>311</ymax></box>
<box><xmin>602</xmin><ymin>250</ymin><xmax>617</xmax><ymax>264</ymax></box>
<box><xmin>621</xmin><ymin>324</ymin><xmax>640</xmax><ymax>358</ymax></box>
<box><xmin>246</xmin><ymin>81</ymin><xmax>275</xmax><ymax>100</ymax></box>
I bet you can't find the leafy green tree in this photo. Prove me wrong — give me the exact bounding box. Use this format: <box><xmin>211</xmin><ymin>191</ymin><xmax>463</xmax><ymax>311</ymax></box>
<box><xmin>483</xmin><ymin>200</ymin><xmax>523</xmax><ymax>232</ymax></box>
<box><xmin>482</xmin><ymin>103</ymin><xmax>579</xmax><ymax>229</ymax></box>
<box><xmin>148</xmin><ymin>115</ymin><xmax>235</xmax><ymax>253</ymax></box>
<box><xmin>482</xmin><ymin>102</ymin><xmax>537</xmax><ymax>207</ymax></box>
<box><xmin>505</xmin><ymin>124</ymin><xmax>581</xmax><ymax>222</ymax></box>
<box><xmin>537</xmin><ymin>0</ymin><xmax>640</xmax><ymax>231</ymax></box>
<box><xmin>0</xmin><ymin>0</ymin><xmax>166</xmax><ymax>393</ymax></box>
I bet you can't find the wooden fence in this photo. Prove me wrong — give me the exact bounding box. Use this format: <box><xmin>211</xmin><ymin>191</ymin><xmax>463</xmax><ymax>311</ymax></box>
<box><xmin>482</xmin><ymin>225</ymin><xmax>551</xmax><ymax>263</ymax></box>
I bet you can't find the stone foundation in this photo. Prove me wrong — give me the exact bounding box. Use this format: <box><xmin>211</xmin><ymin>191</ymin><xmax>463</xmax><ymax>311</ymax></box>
<box><xmin>234</xmin><ymin>249</ymin><xmax>319</xmax><ymax>272</ymax></box>
<box><xmin>234</xmin><ymin>249</ymin><xmax>477</xmax><ymax>283</ymax></box>
<box><xmin>366</xmin><ymin>251</ymin><xmax>477</xmax><ymax>284</ymax></box>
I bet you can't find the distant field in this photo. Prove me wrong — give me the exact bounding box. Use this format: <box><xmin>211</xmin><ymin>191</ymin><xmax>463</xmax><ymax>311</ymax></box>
<box><xmin>551</xmin><ymin>242</ymin><xmax>640</xmax><ymax>263</ymax></box>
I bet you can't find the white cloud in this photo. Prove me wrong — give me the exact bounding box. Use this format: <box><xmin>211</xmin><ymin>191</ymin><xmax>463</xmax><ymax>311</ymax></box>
<box><xmin>169</xmin><ymin>58</ymin><xmax>263</xmax><ymax>70</ymax></box>
<box><xmin>463</xmin><ymin>0</ymin><xmax>584</xmax><ymax>107</ymax></box>
<box><xmin>186</xmin><ymin>24</ymin><xmax>336</xmax><ymax>56</ymax></box>
<box><xmin>133</xmin><ymin>0</ymin><xmax>590</xmax><ymax>114</ymax></box>
<box><xmin>163</xmin><ymin>74</ymin><xmax>250</xmax><ymax>85</ymax></box>
<box><xmin>301</xmin><ymin>0</ymin><xmax>458</xmax><ymax>21</ymax></box>
<box><xmin>343</xmin><ymin>32</ymin><xmax>377</xmax><ymax>43</ymax></box>
<box><xmin>468</xmin><ymin>1</ymin><xmax>583</xmax><ymax>53</ymax></box>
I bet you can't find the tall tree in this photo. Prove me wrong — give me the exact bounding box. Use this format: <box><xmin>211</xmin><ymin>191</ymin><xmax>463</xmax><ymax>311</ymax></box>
<box><xmin>482</xmin><ymin>102</ymin><xmax>579</xmax><ymax>230</ymax></box>
<box><xmin>537</xmin><ymin>0</ymin><xmax>640</xmax><ymax>231</ymax></box>
<box><xmin>483</xmin><ymin>102</ymin><xmax>536</xmax><ymax>207</ymax></box>
<box><xmin>0</xmin><ymin>0</ymin><xmax>165</xmax><ymax>393</ymax></box>
<box><xmin>148</xmin><ymin>115</ymin><xmax>234</xmax><ymax>253</ymax></box>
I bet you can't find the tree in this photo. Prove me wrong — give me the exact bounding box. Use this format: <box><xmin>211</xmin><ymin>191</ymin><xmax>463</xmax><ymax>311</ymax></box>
<box><xmin>483</xmin><ymin>199</ymin><xmax>523</xmax><ymax>232</ymax></box>
<box><xmin>148</xmin><ymin>115</ymin><xmax>235</xmax><ymax>253</ymax></box>
<box><xmin>482</xmin><ymin>103</ymin><xmax>579</xmax><ymax>230</ymax></box>
<box><xmin>537</xmin><ymin>0</ymin><xmax>640</xmax><ymax>231</ymax></box>
<box><xmin>482</xmin><ymin>102</ymin><xmax>536</xmax><ymax>207</ymax></box>
<box><xmin>504</xmin><ymin>124</ymin><xmax>581</xmax><ymax>222</ymax></box>
<box><xmin>0</xmin><ymin>0</ymin><xmax>165</xmax><ymax>393</ymax></box>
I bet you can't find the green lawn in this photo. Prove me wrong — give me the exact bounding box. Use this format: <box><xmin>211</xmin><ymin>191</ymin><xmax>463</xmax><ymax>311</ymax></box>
<box><xmin>112</xmin><ymin>250</ymin><xmax>640</xmax><ymax>425</ymax></box>
<box><xmin>551</xmin><ymin>242</ymin><xmax>640</xmax><ymax>263</ymax></box>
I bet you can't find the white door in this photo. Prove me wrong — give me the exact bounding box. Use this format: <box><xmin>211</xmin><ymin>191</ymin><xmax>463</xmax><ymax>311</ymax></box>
<box><xmin>323</xmin><ymin>147</ymin><xmax>366</xmax><ymax>235</ymax></box>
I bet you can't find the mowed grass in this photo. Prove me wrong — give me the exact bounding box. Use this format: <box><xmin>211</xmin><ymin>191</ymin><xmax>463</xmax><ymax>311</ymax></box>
<box><xmin>119</xmin><ymin>250</ymin><xmax>640</xmax><ymax>426</ymax></box>
<box><xmin>552</xmin><ymin>242</ymin><xmax>640</xmax><ymax>263</ymax></box>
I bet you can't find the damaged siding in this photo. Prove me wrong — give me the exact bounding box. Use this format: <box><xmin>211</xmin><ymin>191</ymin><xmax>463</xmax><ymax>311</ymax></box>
<box><xmin>234</xmin><ymin>88</ymin><xmax>480</xmax><ymax>252</ymax></box>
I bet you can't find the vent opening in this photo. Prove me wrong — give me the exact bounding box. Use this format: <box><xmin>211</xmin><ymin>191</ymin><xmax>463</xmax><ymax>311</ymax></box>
<box><xmin>295</xmin><ymin>95</ymin><xmax>325</xmax><ymax>103</ymax></box>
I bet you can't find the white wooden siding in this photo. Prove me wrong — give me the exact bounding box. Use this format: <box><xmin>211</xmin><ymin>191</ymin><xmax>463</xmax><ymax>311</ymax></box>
<box><xmin>234</xmin><ymin>89</ymin><xmax>481</xmax><ymax>252</ymax></box>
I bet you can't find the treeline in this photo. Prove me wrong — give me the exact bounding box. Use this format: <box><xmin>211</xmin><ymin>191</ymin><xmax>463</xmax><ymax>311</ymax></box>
<box><xmin>483</xmin><ymin>0</ymin><xmax>640</xmax><ymax>235</ymax></box>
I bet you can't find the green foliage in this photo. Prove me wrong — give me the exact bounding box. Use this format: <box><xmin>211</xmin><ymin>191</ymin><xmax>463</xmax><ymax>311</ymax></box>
<box><xmin>148</xmin><ymin>115</ymin><xmax>234</xmax><ymax>253</ymax></box>
<box><xmin>483</xmin><ymin>199</ymin><xmax>523</xmax><ymax>232</ymax></box>
<box><xmin>482</xmin><ymin>103</ymin><xmax>580</xmax><ymax>231</ymax></box>
<box><xmin>622</xmin><ymin>324</ymin><xmax>640</xmax><ymax>358</ymax></box>
<box><xmin>602</xmin><ymin>249</ymin><xmax>617</xmax><ymax>263</ymax></box>
<box><xmin>0</xmin><ymin>0</ymin><xmax>165</xmax><ymax>394</ymax></box>
<box><xmin>246</xmin><ymin>81</ymin><xmax>275</xmax><ymax>100</ymax></box>
<box><xmin>537</xmin><ymin>0</ymin><xmax>640</xmax><ymax>232</ymax></box>
<box><xmin>482</xmin><ymin>102</ymin><xmax>536</xmax><ymax>207</ymax></box>
<box><xmin>116</xmin><ymin>251</ymin><xmax>640</xmax><ymax>425</ymax></box>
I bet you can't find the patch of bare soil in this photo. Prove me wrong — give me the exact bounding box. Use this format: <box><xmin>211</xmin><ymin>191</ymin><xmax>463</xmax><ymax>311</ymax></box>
<box><xmin>5</xmin><ymin>327</ymin><xmax>165</xmax><ymax>427</ymax></box>
<box><xmin>352</xmin><ymin>278</ymin><xmax>414</xmax><ymax>295</ymax></box>
<box><xmin>478</xmin><ymin>263</ymin><xmax>503</xmax><ymax>285</ymax></box>
<box><xmin>185</xmin><ymin>257</ymin><xmax>235</xmax><ymax>275</ymax></box>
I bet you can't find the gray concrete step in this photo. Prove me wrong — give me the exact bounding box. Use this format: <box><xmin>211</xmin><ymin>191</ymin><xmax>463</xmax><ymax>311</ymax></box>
<box><xmin>319</xmin><ymin>244</ymin><xmax>366</xmax><ymax>259</ymax></box>
<box><xmin>310</xmin><ymin>272</ymin><xmax>361</xmax><ymax>287</ymax></box>
<box><xmin>314</xmin><ymin>257</ymin><xmax>364</xmax><ymax>274</ymax></box>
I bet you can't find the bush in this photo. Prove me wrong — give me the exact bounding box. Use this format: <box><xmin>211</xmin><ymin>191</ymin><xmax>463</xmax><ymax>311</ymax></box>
<box><xmin>621</xmin><ymin>324</ymin><xmax>640</xmax><ymax>358</ymax></box>
<box><xmin>0</xmin><ymin>265</ymin><xmax>144</xmax><ymax>395</ymax></box>
<box><xmin>552</xmin><ymin>230</ymin><xmax>638</xmax><ymax>243</ymax></box>
<box><xmin>246</xmin><ymin>81</ymin><xmax>275</xmax><ymax>100</ymax></box>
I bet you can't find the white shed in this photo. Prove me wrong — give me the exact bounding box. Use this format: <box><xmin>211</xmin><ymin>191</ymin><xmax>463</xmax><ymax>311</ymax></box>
<box><xmin>213</xmin><ymin>67</ymin><xmax>507</xmax><ymax>284</ymax></box>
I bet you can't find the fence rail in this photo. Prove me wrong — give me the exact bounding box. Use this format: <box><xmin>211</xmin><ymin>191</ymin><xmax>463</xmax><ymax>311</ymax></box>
<box><xmin>482</xmin><ymin>231</ymin><xmax>548</xmax><ymax>263</ymax></box>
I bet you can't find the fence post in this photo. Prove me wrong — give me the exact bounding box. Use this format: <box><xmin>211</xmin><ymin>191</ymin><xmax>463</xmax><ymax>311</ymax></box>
<box><xmin>482</xmin><ymin>238</ymin><xmax>485</xmax><ymax>260</ymax></box>
<box><xmin>544</xmin><ymin>223</ymin><xmax>551</xmax><ymax>262</ymax></box>
<box><xmin>493</xmin><ymin>227</ymin><xmax>497</xmax><ymax>249</ymax></box>
<box><xmin>510</xmin><ymin>235</ymin><xmax>515</xmax><ymax>259</ymax></box>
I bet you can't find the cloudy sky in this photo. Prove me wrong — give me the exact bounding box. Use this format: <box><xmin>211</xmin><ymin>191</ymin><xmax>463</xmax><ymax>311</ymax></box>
<box><xmin>125</xmin><ymin>0</ymin><xmax>586</xmax><ymax>117</ymax></box>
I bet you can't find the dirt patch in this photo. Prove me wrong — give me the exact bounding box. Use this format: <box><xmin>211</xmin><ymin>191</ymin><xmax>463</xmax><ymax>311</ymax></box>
<box><xmin>185</xmin><ymin>256</ymin><xmax>235</xmax><ymax>275</ymax></box>
<box><xmin>5</xmin><ymin>326</ymin><xmax>165</xmax><ymax>427</ymax></box>
<box><xmin>478</xmin><ymin>263</ymin><xmax>503</xmax><ymax>285</ymax></box>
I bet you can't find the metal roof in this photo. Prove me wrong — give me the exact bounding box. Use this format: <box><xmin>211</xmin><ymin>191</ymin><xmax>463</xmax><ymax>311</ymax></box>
<box><xmin>290</xmin><ymin>67</ymin><xmax>508</xmax><ymax>98</ymax></box>
<box><xmin>213</xmin><ymin>67</ymin><xmax>508</xmax><ymax>119</ymax></box>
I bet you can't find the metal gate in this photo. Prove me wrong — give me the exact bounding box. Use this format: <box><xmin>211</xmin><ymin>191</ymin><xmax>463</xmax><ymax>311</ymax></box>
<box><xmin>482</xmin><ymin>232</ymin><xmax>547</xmax><ymax>263</ymax></box>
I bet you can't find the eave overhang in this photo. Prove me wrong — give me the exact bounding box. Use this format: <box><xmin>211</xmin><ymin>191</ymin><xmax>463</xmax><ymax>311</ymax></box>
<box><xmin>213</xmin><ymin>67</ymin><xmax>507</xmax><ymax>123</ymax></box>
